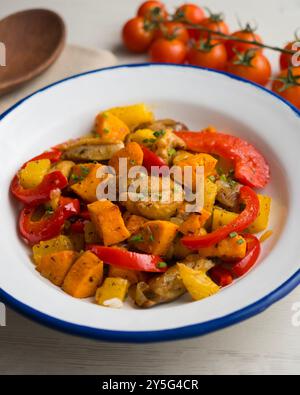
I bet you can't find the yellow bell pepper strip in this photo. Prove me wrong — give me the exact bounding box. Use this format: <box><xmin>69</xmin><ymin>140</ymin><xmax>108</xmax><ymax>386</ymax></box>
<box><xmin>175</xmin><ymin>130</ymin><xmax>270</xmax><ymax>189</ymax></box>
<box><xmin>177</xmin><ymin>264</ymin><xmax>220</xmax><ymax>301</ymax></box>
<box><xmin>182</xmin><ymin>186</ymin><xmax>260</xmax><ymax>249</ymax></box>
<box><xmin>11</xmin><ymin>171</ymin><xmax>68</xmax><ymax>207</ymax></box>
<box><xmin>19</xmin><ymin>197</ymin><xmax>80</xmax><ymax>246</ymax></box>
<box><xmin>87</xmin><ymin>245</ymin><xmax>167</xmax><ymax>273</ymax></box>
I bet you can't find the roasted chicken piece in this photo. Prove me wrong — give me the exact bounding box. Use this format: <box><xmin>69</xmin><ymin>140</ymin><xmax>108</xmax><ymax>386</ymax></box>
<box><xmin>131</xmin><ymin>255</ymin><xmax>215</xmax><ymax>308</ymax></box>
<box><xmin>123</xmin><ymin>176</ymin><xmax>184</xmax><ymax>220</ymax></box>
<box><xmin>60</xmin><ymin>138</ymin><xmax>124</xmax><ymax>162</ymax></box>
<box><xmin>216</xmin><ymin>179</ymin><xmax>241</xmax><ymax>210</ymax></box>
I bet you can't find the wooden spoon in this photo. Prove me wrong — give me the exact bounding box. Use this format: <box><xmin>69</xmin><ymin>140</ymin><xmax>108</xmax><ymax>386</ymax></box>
<box><xmin>0</xmin><ymin>9</ymin><xmax>66</xmax><ymax>96</ymax></box>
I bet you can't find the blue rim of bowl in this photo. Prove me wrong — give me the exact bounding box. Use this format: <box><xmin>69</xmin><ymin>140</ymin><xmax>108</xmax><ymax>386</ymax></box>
<box><xmin>0</xmin><ymin>63</ymin><xmax>299</xmax><ymax>343</ymax></box>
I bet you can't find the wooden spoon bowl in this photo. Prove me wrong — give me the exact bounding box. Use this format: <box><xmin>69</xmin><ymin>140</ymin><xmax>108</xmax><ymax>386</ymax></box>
<box><xmin>0</xmin><ymin>9</ymin><xmax>66</xmax><ymax>96</ymax></box>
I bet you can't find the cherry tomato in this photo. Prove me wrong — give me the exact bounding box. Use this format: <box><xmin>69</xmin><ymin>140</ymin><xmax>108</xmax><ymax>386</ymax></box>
<box><xmin>149</xmin><ymin>38</ymin><xmax>187</xmax><ymax>64</ymax></box>
<box><xmin>154</xmin><ymin>22</ymin><xmax>189</xmax><ymax>44</ymax></box>
<box><xmin>198</xmin><ymin>12</ymin><xmax>230</xmax><ymax>40</ymax></box>
<box><xmin>226</xmin><ymin>26</ymin><xmax>263</xmax><ymax>58</ymax></box>
<box><xmin>272</xmin><ymin>67</ymin><xmax>300</xmax><ymax>109</ymax></box>
<box><xmin>174</xmin><ymin>3</ymin><xmax>205</xmax><ymax>24</ymax></box>
<box><xmin>280</xmin><ymin>41</ymin><xmax>300</xmax><ymax>70</ymax></box>
<box><xmin>137</xmin><ymin>1</ymin><xmax>168</xmax><ymax>21</ymax></box>
<box><xmin>187</xmin><ymin>39</ymin><xmax>228</xmax><ymax>70</ymax></box>
<box><xmin>226</xmin><ymin>50</ymin><xmax>271</xmax><ymax>86</ymax></box>
<box><xmin>122</xmin><ymin>17</ymin><xmax>154</xmax><ymax>53</ymax></box>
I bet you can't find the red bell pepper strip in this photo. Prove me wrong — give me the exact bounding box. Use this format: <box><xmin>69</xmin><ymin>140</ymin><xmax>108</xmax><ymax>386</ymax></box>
<box><xmin>182</xmin><ymin>186</ymin><xmax>260</xmax><ymax>249</ymax></box>
<box><xmin>175</xmin><ymin>131</ymin><xmax>270</xmax><ymax>189</ymax></box>
<box><xmin>26</xmin><ymin>148</ymin><xmax>62</xmax><ymax>166</ymax></box>
<box><xmin>209</xmin><ymin>266</ymin><xmax>233</xmax><ymax>287</ymax></box>
<box><xmin>11</xmin><ymin>171</ymin><xmax>68</xmax><ymax>207</ymax></box>
<box><xmin>140</xmin><ymin>145</ymin><xmax>168</xmax><ymax>173</ymax></box>
<box><xmin>79</xmin><ymin>209</ymin><xmax>91</xmax><ymax>220</ymax></box>
<box><xmin>230</xmin><ymin>234</ymin><xmax>261</xmax><ymax>278</ymax></box>
<box><xmin>19</xmin><ymin>197</ymin><xmax>80</xmax><ymax>246</ymax></box>
<box><xmin>70</xmin><ymin>218</ymin><xmax>86</xmax><ymax>234</ymax></box>
<box><xmin>87</xmin><ymin>245</ymin><xmax>167</xmax><ymax>273</ymax></box>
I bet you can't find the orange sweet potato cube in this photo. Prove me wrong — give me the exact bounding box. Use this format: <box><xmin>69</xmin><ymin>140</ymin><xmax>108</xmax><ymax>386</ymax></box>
<box><xmin>88</xmin><ymin>200</ymin><xmax>130</xmax><ymax>246</ymax></box>
<box><xmin>37</xmin><ymin>251</ymin><xmax>78</xmax><ymax>286</ymax></box>
<box><xmin>62</xmin><ymin>251</ymin><xmax>104</xmax><ymax>298</ymax></box>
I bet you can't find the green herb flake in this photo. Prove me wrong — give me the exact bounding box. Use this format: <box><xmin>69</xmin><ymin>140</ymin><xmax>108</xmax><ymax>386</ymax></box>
<box><xmin>237</xmin><ymin>239</ymin><xmax>245</xmax><ymax>245</ymax></box>
<box><xmin>153</xmin><ymin>130</ymin><xmax>166</xmax><ymax>138</ymax></box>
<box><xmin>130</xmin><ymin>234</ymin><xmax>144</xmax><ymax>243</ymax></box>
<box><xmin>229</xmin><ymin>232</ymin><xmax>238</xmax><ymax>239</ymax></box>
<box><xmin>45</xmin><ymin>206</ymin><xmax>54</xmax><ymax>216</ymax></box>
<box><xmin>103</xmin><ymin>128</ymin><xmax>110</xmax><ymax>134</ymax></box>
<box><xmin>149</xmin><ymin>234</ymin><xmax>155</xmax><ymax>242</ymax></box>
<box><xmin>220</xmin><ymin>174</ymin><xmax>227</xmax><ymax>182</ymax></box>
<box><xmin>208</xmin><ymin>175</ymin><xmax>216</xmax><ymax>183</ymax></box>
<box><xmin>168</xmin><ymin>148</ymin><xmax>177</xmax><ymax>157</ymax></box>
<box><xmin>80</xmin><ymin>166</ymin><xmax>90</xmax><ymax>176</ymax></box>
<box><xmin>71</xmin><ymin>174</ymin><xmax>80</xmax><ymax>182</ymax></box>
<box><xmin>157</xmin><ymin>262</ymin><xmax>168</xmax><ymax>269</ymax></box>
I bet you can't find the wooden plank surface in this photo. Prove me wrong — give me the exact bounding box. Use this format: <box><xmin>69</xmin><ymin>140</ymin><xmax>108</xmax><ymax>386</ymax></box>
<box><xmin>1</xmin><ymin>287</ymin><xmax>299</xmax><ymax>375</ymax></box>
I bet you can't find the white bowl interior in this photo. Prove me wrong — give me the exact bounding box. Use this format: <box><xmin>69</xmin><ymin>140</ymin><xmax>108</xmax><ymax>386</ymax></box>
<box><xmin>0</xmin><ymin>65</ymin><xmax>299</xmax><ymax>334</ymax></box>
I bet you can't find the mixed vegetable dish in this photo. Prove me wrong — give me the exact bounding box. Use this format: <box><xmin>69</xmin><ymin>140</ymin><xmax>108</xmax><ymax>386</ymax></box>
<box><xmin>10</xmin><ymin>103</ymin><xmax>272</xmax><ymax>309</ymax></box>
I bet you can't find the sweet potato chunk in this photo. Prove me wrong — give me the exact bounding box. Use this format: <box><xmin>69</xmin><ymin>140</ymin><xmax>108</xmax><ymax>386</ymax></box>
<box><xmin>32</xmin><ymin>235</ymin><xmax>74</xmax><ymax>266</ymax></box>
<box><xmin>130</xmin><ymin>220</ymin><xmax>179</xmax><ymax>256</ymax></box>
<box><xmin>124</xmin><ymin>214</ymin><xmax>148</xmax><ymax>235</ymax></box>
<box><xmin>179</xmin><ymin>210</ymin><xmax>211</xmax><ymax>235</ymax></box>
<box><xmin>71</xmin><ymin>163</ymin><xmax>109</xmax><ymax>203</ymax></box>
<box><xmin>95</xmin><ymin>112</ymin><xmax>130</xmax><ymax>142</ymax></box>
<box><xmin>62</xmin><ymin>251</ymin><xmax>104</xmax><ymax>298</ymax></box>
<box><xmin>37</xmin><ymin>251</ymin><xmax>78</xmax><ymax>286</ymax></box>
<box><xmin>198</xmin><ymin>235</ymin><xmax>247</xmax><ymax>259</ymax></box>
<box><xmin>108</xmin><ymin>265</ymin><xmax>147</xmax><ymax>285</ymax></box>
<box><xmin>176</xmin><ymin>154</ymin><xmax>217</xmax><ymax>189</ymax></box>
<box><xmin>88</xmin><ymin>200</ymin><xmax>130</xmax><ymax>246</ymax></box>
<box><xmin>108</xmin><ymin>142</ymin><xmax>143</xmax><ymax>175</ymax></box>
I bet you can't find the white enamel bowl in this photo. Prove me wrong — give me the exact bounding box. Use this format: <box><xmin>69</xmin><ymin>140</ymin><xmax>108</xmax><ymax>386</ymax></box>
<box><xmin>0</xmin><ymin>64</ymin><xmax>299</xmax><ymax>342</ymax></box>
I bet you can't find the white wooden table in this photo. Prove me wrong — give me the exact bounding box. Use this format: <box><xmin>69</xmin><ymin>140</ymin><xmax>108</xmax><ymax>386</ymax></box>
<box><xmin>1</xmin><ymin>0</ymin><xmax>300</xmax><ymax>375</ymax></box>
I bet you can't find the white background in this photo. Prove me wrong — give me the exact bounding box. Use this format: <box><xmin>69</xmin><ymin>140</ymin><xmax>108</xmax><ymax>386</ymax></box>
<box><xmin>0</xmin><ymin>0</ymin><xmax>300</xmax><ymax>375</ymax></box>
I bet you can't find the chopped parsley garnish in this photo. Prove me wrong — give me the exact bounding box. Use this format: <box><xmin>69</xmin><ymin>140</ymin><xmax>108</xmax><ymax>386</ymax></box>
<box><xmin>130</xmin><ymin>234</ymin><xmax>144</xmax><ymax>243</ymax></box>
<box><xmin>157</xmin><ymin>262</ymin><xmax>168</xmax><ymax>269</ymax></box>
<box><xmin>237</xmin><ymin>239</ymin><xmax>245</xmax><ymax>245</ymax></box>
<box><xmin>208</xmin><ymin>175</ymin><xmax>216</xmax><ymax>183</ymax></box>
<box><xmin>103</xmin><ymin>128</ymin><xmax>110</xmax><ymax>134</ymax></box>
<box><xmin>45</xmin><ymin>206</ymin><xmax>54</xmax><ymax>216</ymax></box>
<box><xmin>149</xmin><ymin>234</ymin><xmax>155</xmax><ymax>242</ymax></box>
<box><xmin>168</xmin><ymin>148</ymin><xmax>177</xmax><ymax>157</ymax></box>
<box><xmin>80</xmin><ymin>166</ymin><xmax>90</xmax><ymax>176</ymax></box>
<box><xmin>229</xmin><ymin>232</ymin><xmax>238</xmax><ymax>238</ymax></box>
<box><xmin>143</xmin><ymin>138</ymin><xmax>156</xmax><ymax>144</ymax></box>
<box><xmin>153</xmin><ymin>130</ymin><xmax>166</xmax><ymax>138</ymax></box>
